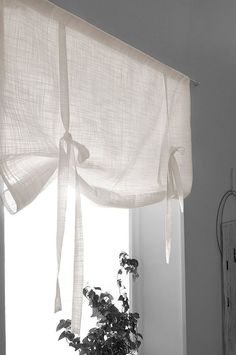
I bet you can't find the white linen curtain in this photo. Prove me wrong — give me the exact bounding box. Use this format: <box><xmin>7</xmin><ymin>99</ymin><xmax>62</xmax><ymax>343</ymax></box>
<box><xmin>0</xmin><ymin>0</ymin><xmax>192</xmax><ymax>334</ymax></box>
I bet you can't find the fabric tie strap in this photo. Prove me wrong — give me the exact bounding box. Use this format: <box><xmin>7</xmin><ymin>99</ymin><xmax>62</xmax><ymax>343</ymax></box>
<box><xmin>55</xmin><ymin>21</ymin><xmax>90</xmax><ymax>334</ymax></box>
<box><xmin>165</xmin><ymin>147</ymin><xmax>184</xmax><ymax>264</ymax></box>
<box><xmin>55</xmin><ymin>130</ymin><xmax>89</xmax><ymax>334</ymax></box>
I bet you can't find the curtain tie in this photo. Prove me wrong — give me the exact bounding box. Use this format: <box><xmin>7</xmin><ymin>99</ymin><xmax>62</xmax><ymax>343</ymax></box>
<box><xmin>165</xmin><ymin>147</ymin><xmax>184</xmax><ymax>264</ymax></box>
<box><xmin>62</xmin><ymin>132</ymin><xmax>90</xmax><ymax>164</ymax></box>
<box><xmin>55</xmin><ymin>130</ymin><xmax>89</xmax><ymax>334</ymax></box>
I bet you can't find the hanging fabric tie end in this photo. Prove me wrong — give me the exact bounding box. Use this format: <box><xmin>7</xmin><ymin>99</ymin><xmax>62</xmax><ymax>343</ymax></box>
<box><xmin>165</xmin><ymin>146</ymin><xmax>184</xmax><ymax>264</ymax></box>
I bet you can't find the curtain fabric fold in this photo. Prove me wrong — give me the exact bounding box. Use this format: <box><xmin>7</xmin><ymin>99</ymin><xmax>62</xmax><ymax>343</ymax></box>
<box><xmin>0</xmin><ymin>0</ymin><xmax>192</xmax><ymax>334</ymax></box>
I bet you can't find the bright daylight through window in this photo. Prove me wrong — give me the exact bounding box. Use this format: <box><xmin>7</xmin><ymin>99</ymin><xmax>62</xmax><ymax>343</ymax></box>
<box><xmin>5</xmin><ymin>181</ymin><xmax>129</xmax><ymax>355</ymax></box>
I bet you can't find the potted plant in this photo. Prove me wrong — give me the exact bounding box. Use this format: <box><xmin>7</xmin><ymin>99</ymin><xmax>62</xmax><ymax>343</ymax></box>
<box><xmin>57</xmin><ymin>252</ymin><xmax>142</xmax><ymax>354</ymax></box>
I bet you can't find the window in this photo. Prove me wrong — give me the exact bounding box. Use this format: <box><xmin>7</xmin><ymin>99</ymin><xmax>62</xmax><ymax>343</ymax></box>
<box><xmin>5</xmin><ymin>181</ymin><xmax>129</xmax><ymax>355</ymax></box>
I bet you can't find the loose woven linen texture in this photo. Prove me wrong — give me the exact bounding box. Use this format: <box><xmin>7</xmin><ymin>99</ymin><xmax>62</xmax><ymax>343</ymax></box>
<box><xmin>0</xmin><ymin>0</ymin><xmax>192</xmax><ymax>334</ymax></box>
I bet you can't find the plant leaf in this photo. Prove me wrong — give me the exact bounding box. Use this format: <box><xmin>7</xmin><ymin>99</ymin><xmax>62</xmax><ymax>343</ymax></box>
<box><xmin>56</xmin><ymin>319</ymin><xmax>65</xmax><ymax>332</ymax></box>
<box><xmin>58</xmin><ymin>331</ymin><xmax>66</xmax><ymax>341</ymax></box>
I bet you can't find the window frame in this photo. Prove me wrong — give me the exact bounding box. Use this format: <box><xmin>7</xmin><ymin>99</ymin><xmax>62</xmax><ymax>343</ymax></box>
<box><xmin>131</xmin><ymin>204</ymin><xmax>187</xmax><ymax>355</ymax></box>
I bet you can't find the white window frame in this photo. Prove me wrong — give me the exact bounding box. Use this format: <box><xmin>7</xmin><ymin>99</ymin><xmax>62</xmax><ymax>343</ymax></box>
<box><xmin>130</xmin><ymin>204</ymin><xmax>187</xmax><ymax>355</ymax></box>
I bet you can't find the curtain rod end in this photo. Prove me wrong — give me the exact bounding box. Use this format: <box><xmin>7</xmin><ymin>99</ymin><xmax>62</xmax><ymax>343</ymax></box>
<box><xmin>190</xmin><ymin>79</ymin><xmax>200</xmax><ymax>87</ymax></box>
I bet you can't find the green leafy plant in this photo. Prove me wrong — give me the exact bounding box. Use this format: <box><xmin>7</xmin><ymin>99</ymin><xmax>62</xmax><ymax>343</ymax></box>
<box><xmin>57</xmin><ymin>252</ymin><xmax>142</xmax><ymax>355</ymax></box>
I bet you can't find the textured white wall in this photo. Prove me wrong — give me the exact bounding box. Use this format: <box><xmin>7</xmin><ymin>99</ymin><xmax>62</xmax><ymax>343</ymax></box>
<box><xmin>131</xmin><ymin>201</ymin><xmax>186</xmax><ymax>355</ymax></box>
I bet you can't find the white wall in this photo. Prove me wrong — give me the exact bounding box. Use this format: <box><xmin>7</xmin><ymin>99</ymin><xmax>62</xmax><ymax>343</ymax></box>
<box><xmin>131</xmin><ymin>200</ymin><xmax>186</xmax><ymax>355</ymax></box>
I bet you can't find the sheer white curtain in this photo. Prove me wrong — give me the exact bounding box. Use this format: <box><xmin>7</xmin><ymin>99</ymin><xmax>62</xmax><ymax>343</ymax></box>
<box><xmin>0</xmin><ymin>0</ymin><xmax>192</xmax><ymax>333</ymax></box>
